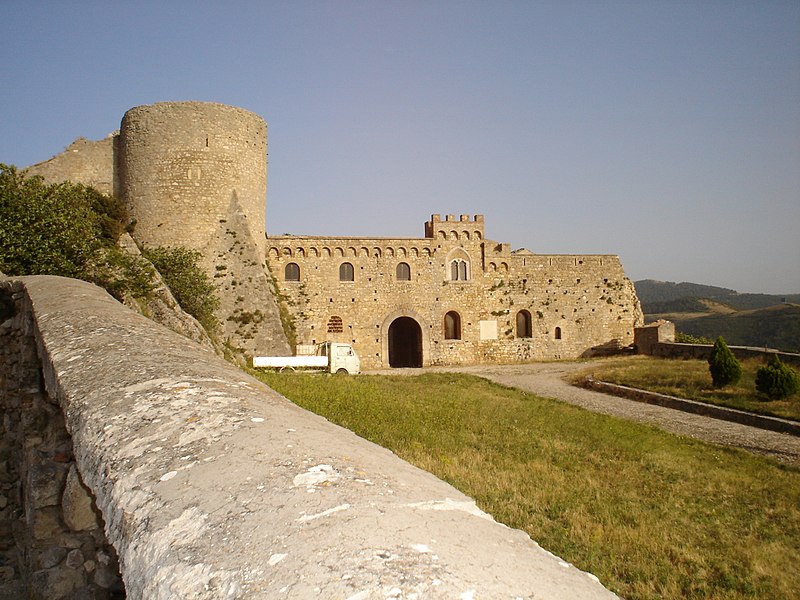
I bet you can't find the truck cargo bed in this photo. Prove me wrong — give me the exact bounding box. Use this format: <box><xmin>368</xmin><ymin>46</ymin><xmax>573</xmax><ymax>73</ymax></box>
<box><xmin>252</xmin><ymin>356</ymin><xmax>329</xmax><ymax>368</ymax></box>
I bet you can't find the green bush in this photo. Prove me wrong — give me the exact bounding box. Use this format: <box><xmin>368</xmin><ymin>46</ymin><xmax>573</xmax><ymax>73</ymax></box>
<box><xmin>1</xmin><ymin>164</ymin><xmax>105</xmax><ymax>278</ymax></box>
<box><xmin>708</xmin><ymin>336</ymin><xmax>742</xmax><ymax>388</ymax></box>
<box><xmin>676</xmin><ymin>332</ymin><xmax>714</xmax><ymax>344</ymax></box>
<box><xmin>0</xmin><ymin>164</ymin><xmax>154</xmax><ymax>300</ymax></box>
<box><xmin>92</xmin><ymin>247</ymin><xmax>157</xmax><ymax>301</ymax></box>
<box><xmin>755</xmin><ymin>355</ymin><xmax>799</xmax><ymax>400</ymax></box>
<box><xmin>142</xmin><ymin>246</ymin><xmax>219</xmax><ymax>332</ymax></box>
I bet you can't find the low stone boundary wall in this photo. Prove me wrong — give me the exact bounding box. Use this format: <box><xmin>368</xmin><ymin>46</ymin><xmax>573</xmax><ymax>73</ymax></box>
<box><xmin>1</xmin><ymin>275</ymin><xmax>618</xmax><ymax>599</ymax></box>
<box><xmin>580</xmin><ymin>377</ymin><xmax>800</xmax><ymax>437</ymax></box>
<box><xmin>651</xmin><ymin>342</ymin><xmax>800</xmax><ymax>367</ymax></box>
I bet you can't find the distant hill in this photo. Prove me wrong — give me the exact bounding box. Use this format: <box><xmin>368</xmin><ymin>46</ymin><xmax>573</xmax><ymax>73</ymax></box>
<box><xmin>635</xmin><ymin>280</ymin><xmax>738</xmax><ymax>304</ymax></box>
<box><xmin>635</xmin><ymin>280</ymin><xmax>800</xmax><ymax>312</ymax></box>
<box><xmin>634</xmin><ymin>280</ymin><xmax>800</xmax><ymax>353</ymax></box>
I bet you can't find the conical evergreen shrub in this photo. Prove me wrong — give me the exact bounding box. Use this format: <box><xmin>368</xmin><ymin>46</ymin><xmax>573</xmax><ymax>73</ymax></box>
<box><xmin>708</xmin><ymin>336</ymin><xmax>742</xmax><ymax>388</ymax></box>
<box><xmin>755</xmin><ymin>355</ymin><xmax>799</xmax><ymax>400</ymax></box>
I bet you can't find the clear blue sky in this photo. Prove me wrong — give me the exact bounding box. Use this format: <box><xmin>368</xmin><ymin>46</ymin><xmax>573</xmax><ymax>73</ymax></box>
<box><xmin>2</xmin><ymin>1</ymin><xmax>798</xmax><ymax>294</ymax></box>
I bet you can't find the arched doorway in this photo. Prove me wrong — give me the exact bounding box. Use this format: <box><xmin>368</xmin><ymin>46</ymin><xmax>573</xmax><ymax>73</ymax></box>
<box><xmin>388</xmin><ymin>317</ymin><xmax>423</xmax><ymax>367</ymax></box>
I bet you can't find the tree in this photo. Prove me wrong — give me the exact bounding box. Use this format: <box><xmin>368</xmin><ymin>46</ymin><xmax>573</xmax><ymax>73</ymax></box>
<box><xmin>708</xmin><ymin>336</ymin><xmax>742</xmax><ymax>388</ymax></box>
<box><xmin>755</xmin><ymin>355</ymin><xmax>799</xmax><ymax>400</ymax></box>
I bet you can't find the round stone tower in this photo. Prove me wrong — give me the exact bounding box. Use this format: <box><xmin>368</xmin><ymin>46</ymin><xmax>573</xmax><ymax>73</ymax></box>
<box><xmin>117</xmin><ymin>101</ymin><xmax>268</xmax><ymax>258</ymax></box>
<box><xmin>117</xmin><ymin>102</ymin><xmax>289</xmax><ymax>356</ymax></box>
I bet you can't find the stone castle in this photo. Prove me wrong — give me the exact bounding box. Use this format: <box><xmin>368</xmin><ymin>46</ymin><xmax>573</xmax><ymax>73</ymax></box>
<box><xmin>26</xmin><ymin>101</ymin><xmax>643</xmax><ymax>368</ymax></box>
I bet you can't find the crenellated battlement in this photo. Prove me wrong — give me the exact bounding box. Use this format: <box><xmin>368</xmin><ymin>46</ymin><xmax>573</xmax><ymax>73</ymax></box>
<box><xmin>425</xmin><ymin>213</ymin><xmax>485</xmax><ymax>240</ymax></box>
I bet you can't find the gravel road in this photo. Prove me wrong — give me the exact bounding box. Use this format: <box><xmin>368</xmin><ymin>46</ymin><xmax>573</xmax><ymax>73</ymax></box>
<box><xmin>370</xmin><ymin>361</ymin><xmax>800</xmax><ymax>466</ymax></box>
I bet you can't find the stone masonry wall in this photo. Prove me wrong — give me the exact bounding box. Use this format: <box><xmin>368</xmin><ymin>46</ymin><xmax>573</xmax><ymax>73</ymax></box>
<box><xmin>0</xmin><ymin>274</ymin><xmax>618</xmax><ymax>600</ymax></box>
<box><xmin>24</xmin><ymin>136</ymin><xmax>116</xmax><ymax>196</ymax></box>
<box><xmin>268</xmin><ymin>215</ymin><xmax>642</xmax><ymax>369</ymax></box>
<box><xmin>0</xmin><ymin>279</ymin><xmax>123</xmax><ymax>599</ymax></box>
<box><xmin>117</xmin><ymin>102</ymin><xmax>268</xmax><ymax>260</ymax></box>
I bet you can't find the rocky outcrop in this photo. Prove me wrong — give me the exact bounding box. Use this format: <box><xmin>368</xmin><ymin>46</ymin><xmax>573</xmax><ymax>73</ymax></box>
<box><xmin>117</xmin><ymin>233</ymin><xmax>219</xmax><ymax>355</ymax></box>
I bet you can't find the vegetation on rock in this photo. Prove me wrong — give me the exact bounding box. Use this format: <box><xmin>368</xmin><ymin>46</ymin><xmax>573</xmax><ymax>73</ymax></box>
<box><xmin>708</xmin><ymin>336</ymin><xmax>742</xmax><ymax>388</ymax></box>
<box><xmin>142</xmin><ymin>246</ymin><xmax>219</xmax><ymax>332</ymax></box>
<box><xmin>1</xmin><ymin>165</ymin><xmax>220</xmax><ymax>335</ymax></box>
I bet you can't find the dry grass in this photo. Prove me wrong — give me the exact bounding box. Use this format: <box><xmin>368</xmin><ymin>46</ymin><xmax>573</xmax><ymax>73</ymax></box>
<box><xmin>573</xmin><ymin>355</ymin><xmax>800</xmax><ymax>421</ymax></box>
<box><xmin>255</xmin><ymin>370</ymin><xmax>800</xmax><ymax>600</ymax></box>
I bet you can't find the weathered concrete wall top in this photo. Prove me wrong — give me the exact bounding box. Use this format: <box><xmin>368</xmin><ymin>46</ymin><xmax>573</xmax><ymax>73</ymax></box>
<box><xmin>8</xmin><ymin>275</ymin><xmax>618</xmax><ymax>599</ymax></box>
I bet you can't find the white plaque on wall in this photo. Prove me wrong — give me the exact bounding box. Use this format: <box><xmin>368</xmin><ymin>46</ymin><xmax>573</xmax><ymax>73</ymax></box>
<box><xmin>479</xmin><ymin>320</ymin><xmax>498</xmax><ymax>340</ymax></box>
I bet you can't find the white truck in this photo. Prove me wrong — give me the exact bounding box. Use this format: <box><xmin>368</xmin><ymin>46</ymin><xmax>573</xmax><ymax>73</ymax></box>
<box><xmin>252</xmin><ymin>342</ymin><xmax>360</xmax><ymax>375</ymax></box>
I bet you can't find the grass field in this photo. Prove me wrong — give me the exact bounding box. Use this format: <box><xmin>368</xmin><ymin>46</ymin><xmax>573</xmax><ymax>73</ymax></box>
<box><xmin>254</xmin><ymin>370</ymin><xmax>800</xmax><ymax>600</ymax></box>
<box><xmin>572</xmin><ymin>355</ymin><xmax>800</xmax><ymax>421</ymax></box>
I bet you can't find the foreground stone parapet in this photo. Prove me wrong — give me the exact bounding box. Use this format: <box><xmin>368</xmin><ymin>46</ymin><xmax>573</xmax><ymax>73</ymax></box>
<box><xmin>8</xmin><ymin>275</ymin><xmax>618</xmax><ymax>599</ymax></box>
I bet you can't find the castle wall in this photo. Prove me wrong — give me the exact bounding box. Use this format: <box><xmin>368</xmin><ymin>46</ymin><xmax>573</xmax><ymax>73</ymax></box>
<box><xmin>20</xmin><ymin>103</ymin><xmax>641</xmax><ymax>364</ymax></box>
<box><xmin>268</xmin><ymin>215</ymin><xmax>642</xmax><ymax>369</ymax></box>
<box><xmin>23</xmin><ymin>136</ymin><xmax>116</xmax><ymax>195</ymax></box>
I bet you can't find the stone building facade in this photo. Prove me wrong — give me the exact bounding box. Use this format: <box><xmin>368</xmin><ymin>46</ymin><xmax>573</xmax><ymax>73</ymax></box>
<box><xmin>24</xmin><ymin>101</ymin><xmax>642</xmax><ymax>367</ymax></box>
<box><xmin>268</xmin><ymin>214</ymin><xmax>643</xmax><ymax>370</ymax></box>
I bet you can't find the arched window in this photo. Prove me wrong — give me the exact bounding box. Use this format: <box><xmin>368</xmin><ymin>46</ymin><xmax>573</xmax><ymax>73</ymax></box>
<box><xmin>516</xmin><ymin>310</ymin><xmax>532</xmax><ymax>338</ymax></box>
<box><xmin>339</xmin><ymin>262</ymin><xmax>354</xmax><ymax>281</ymax></box>
<box><xmin>450</xmin><ymin>259</ymin><xmax>468</xmax><ymax>281</ymax></box>
<box><xmin>444</xmin><ymin>311</ymin><xmax>461</xmax><ymax>340</ymax></box>
<box><xmin>555</xmin><ymin>326</ymin><xmax>562</xmax><ymax>340</ymax></box>
<box><xmin>396</xmin><ymin>262</ymin><xmax>411</xmax><ymax>281</ymax></box>
<box><xmin>327</xmin><ymin>316</ymin><xmax>343</xmax><ymax>333</ymax></box>
<box><xmin>284</xmin><ymin>262</ymin><xmax>300</xmax><ymax>281</ymax></box>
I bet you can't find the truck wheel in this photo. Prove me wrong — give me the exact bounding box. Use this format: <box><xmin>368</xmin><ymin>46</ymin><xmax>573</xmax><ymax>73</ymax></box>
<box><xmin>335</xmin><ymin>368</ymin><xmax>349</xmax><ymax>375</ymax></box>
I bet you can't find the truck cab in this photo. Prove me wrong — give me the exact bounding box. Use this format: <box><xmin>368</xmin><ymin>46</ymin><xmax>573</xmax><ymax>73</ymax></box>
<box><xmin>320</xmin><ymin>342</ymin><xmax>361</xmax><ymax>375</ymax></box>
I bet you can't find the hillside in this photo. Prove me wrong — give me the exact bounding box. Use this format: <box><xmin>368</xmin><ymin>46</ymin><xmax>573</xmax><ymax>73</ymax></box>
<box><xmin>635</xmin><ymin>280</ymin><xmax>738</xmax><ymax>304</ymax></box>
<box><xmin>635</xmin><ymin>280</ymin><xmax>800</xmax><ymax>353</ymax></box>
<box><xmin>635</xmin><ymin>279</ymin><xmax>800</xmax><ymax>311</ymax></box>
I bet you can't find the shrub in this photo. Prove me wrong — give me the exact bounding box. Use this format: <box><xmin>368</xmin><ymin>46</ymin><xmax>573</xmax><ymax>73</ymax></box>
<box><xmin>1</xmin><ymin>165</ymin><xmax>104</xmax><ymax>278</ymax></box>
<box><xmin>92</xmin><ymin>247</ymin><xmax>157</xmax><ymax>301</ymax></box>
<box><xmin>708</xmin><ymin>336</ymin><xmax>742</xmax><ymax>388</ymax></box>
<box><xmin>142</xmin><ymin>246</ymin><xmax>220</xmax><ymax>332</ymax></box>
<box><xmin>0</xmin><ymin>164</ymin><xmax>154</xmax><ymax>299</ymax></box>
<box><xmin>676</xmin><ymin>332</ymin><xmax>714</xmax><ymax>344</ymax></box>
<box><xmin>755</xmin><ymin>355</ymin><xmax>800</xmax><ymax>400</ymax></box>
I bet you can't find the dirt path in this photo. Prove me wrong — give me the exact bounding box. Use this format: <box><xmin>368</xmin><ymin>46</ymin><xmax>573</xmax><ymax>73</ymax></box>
<box><xmin>371</xmin><ymin>361</ymin><xmax>800</xmax><ymax>466</ymax></box>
